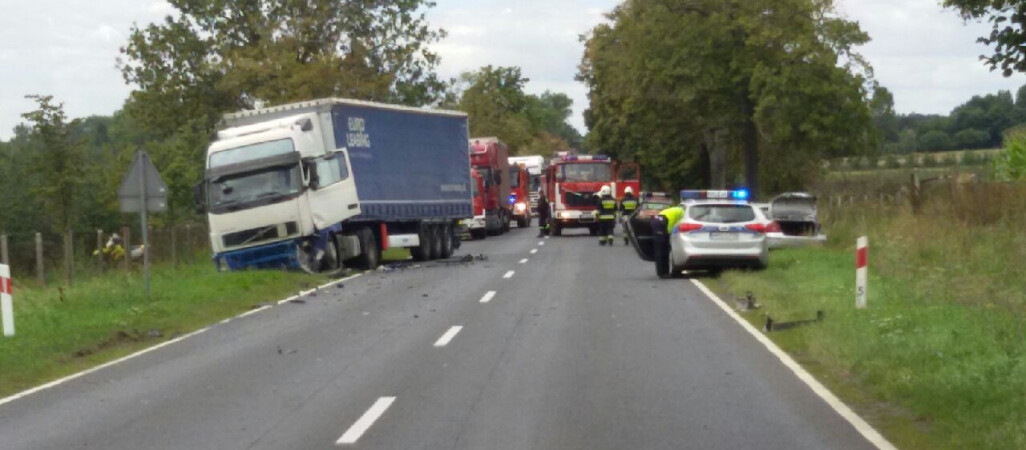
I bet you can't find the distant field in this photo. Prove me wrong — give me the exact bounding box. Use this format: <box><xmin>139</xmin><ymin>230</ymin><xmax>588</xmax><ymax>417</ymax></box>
<box><xmin>828</xmin><ymin>148</ymin><xmax>1002</xmax><ymax>172</ymax></box>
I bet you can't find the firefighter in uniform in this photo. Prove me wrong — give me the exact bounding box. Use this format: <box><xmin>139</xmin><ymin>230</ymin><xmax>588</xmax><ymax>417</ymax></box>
<box><xmin>594</xmin><ymin>185</ymin><xmax>617</xmax><ymax>245</ymax></box>
<box><xmin>652</xmin><ymin>204</ymin><xmax>685</xmax><ymax>278</ymax></box>
<box><xmin>619</xmin><ymin>187</ymin><xmax>639</xmax><ymax>245</ymax></box>
<box><xmin>537</xmin><ymin>189</ymin><xmax>551</xmax><ymax>237</ymax></box>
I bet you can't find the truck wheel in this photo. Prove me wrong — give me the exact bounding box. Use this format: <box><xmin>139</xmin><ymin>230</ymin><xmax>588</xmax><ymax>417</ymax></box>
<box><xmin>501</xmin><ymin>210</ymin><xmax>511</xmax><ymax>233</ymax></box>
<box><xmin>517</xmin><ymin>217</ymin><xmax>528</xmax><ymax>228</ymax></box>
<box><xmin>411</xmin><ymin>225</ymin><xmax>433</xmax><ymax>261</ymax></box>
<box><xmin>356</xmin><ymin>227</ymin><xmax>380</xmax><ymax>270</ymax></box>
<box><xmin>429</xmin><ymin>224</ymin><xmax>443</xmax><ymax>260</ymax></box>
<box><xmin>440</xmin><ymin>224</ymin><xmax>454</xmax><ymax>258</ymax></box>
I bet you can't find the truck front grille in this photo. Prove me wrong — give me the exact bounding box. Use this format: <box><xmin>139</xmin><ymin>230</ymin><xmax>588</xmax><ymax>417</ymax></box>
<box><xmin>563</xmin><ymin>192</ymin><xmax>597</xmax><ymax>208</ymax></box>
<box><xmin>223</xmin><ymin>222</ymin><xmax>298</xmax><ymax>248</ymax></box>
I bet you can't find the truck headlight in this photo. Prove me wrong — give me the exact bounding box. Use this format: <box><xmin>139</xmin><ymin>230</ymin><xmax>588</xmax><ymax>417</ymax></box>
<box><xmin>515</xmin><ymin>202</ymin><xmax>527</xmax><ymax>212</ymax></box>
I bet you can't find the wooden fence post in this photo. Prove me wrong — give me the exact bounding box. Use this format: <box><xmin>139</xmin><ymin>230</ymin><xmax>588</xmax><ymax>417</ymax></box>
<box><xmin>35</xmin><ymin>232</ymin><xmax>44</xmax><ymax>286</ymax></box>
<box><xmin>1</xmin><ymin>233</ymin><xmax>8</xmax><ymax>266</ymax></box>
<box><xmin>64</xmin><ymin>229</ymin><xmax>73</xmax><ymax>287</ymax></box>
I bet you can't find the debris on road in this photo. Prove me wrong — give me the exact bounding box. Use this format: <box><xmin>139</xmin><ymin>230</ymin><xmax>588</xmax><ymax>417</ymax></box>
<box><xmin>735</xmin><ymin>292</ymin><xmax>761</xmax><ymax>311</ymax></box>
<box><xmin>288</xmin><ymin>299</ymin><xmax>306</xmax><ymax>305</ymax></box>
<box><xmin>251</xmin><ymin>302</ymin><xmax>274</xmax><ymax>309</ymax></box>
<box><xmin>764</xmin><ymin>310</ymin><xmax>824</xmax><ymax>332</ymax></box>
<box><xmin>276</xmin><ymin>345</ymin><xmax>298</xmax><ymax>355</ymax></box>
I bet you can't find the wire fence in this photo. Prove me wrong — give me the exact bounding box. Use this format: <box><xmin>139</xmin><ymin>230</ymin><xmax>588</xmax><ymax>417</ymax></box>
<box><xmin>0</xmin><ymin>222</ymin><xmax>211</xmax><ymax>288</ymax></box>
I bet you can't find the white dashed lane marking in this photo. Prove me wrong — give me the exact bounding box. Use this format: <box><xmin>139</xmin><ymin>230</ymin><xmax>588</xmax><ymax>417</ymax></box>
<box><xmin>530</xmin><ymin>249</ymin><xmax>538</xmax><ymax>254</ymax></box>
<box><xmin>479</xmin><ymin>291</ymin><xmax>497</xmax><ymax>303</ymax></box>
<box><xmin>336</xmin><ymin>397</ymin><xmax>396</xmax><ymax>445</ymax></box>
<box><xmin>433</xmin><ymin>326</ymin><xmax>463</xmax><ymax>347</ymax></box>
<box><xmin>519</xmin><ymin>258</ymin><xmax>528</xmax><ymax>264</ymax></box>
<box><xmin>503</xmin><ymin>271</ymin><xmax>515</xmax><ymax>279</ymax></box>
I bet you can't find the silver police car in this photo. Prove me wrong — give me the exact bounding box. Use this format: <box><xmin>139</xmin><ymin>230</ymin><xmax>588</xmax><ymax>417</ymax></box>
<box><xmin>668</xmin><ymin>190</ymin><xmax>769</xmax><ymax>275</ymax></box>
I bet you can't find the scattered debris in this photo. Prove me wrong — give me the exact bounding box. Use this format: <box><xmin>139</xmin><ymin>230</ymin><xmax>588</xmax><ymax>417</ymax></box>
<box><xmin>459</xmin><ymin>254</ymin><xmax>473</xmax><ymax>263</ymax></box>
<box><xmin>277</xmin><ymin>345</ymin><xmax>297</xmax><ymax>355</ymax></box>
<box><xmin>474</xmin><ymin>254</ymin><xmax>488</xmax><ymax>261</ymax></box>
<box><xmin>764</xmin><ymin>310</ymin><xmax>824</xmax><ymax>332</ymax></box>
<box><xmin>288</xmin><ymin>299</ymin><xmax>307</xmax><ymax>305</ymax></box>
<box><xmin>413</xmin><ymin>314</ymin><xmax>419</xmax><ymax>318</ymax></box>
<box><xmin>336</xmin><ymin>283</ymin><xmax>344</xmax><ymax>289</ymax></box>
<box><xmin>735</xmin><ymin>291</ymin><xmax>761</xmax><ymax>311</ymax></box>
<box><xmin>422</xmin><ymin>294</ymin><xmax>429</xmax><ymax>298</ymax></box>
<box><xmin>251</xmin><ymin>302</ymin><xmax>274</xmax><ymax>309</ymax></box>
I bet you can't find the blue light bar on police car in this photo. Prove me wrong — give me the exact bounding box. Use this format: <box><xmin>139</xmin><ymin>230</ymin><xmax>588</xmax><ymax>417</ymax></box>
<box><xmin>680</xmin><ymin>189</ymin><xmax>750</xmax><ymax>201</ymax></box>
<box><xmin>508</xmin><ymin>194</ymin><xmax>517</xmax><ymax>205</ymax></box>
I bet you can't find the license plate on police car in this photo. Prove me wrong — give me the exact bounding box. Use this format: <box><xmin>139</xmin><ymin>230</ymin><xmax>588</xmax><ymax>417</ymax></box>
<box><xmin>580</xmin><ymin>213</ymin><xmax>593</xmax><ymax>219</ymax></box>
<box><xmin>709</xmin><ymin>232</ymin><xmax>738</xmax><ymax>241</ymax></box>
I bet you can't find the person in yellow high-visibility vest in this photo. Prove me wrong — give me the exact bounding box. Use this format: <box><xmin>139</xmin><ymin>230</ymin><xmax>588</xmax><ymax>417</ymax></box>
<box><xmin>651</xmin><ymin>204</ymin><xmax>684</xmax><ymax>278</ymax></box>
<box><xmin>618</xmin><ymin>187</ymin><xmax>639</xmax><ymax>245</ymax></box>
<box><xmin>594</xmin><ymin>185</ymin><xmax>618</xmax><ymax>245</ymax></box>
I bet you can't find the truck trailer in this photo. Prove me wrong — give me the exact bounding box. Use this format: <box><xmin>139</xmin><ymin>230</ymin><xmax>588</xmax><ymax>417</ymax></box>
<box><xmin>197</xmin><ymin>98</ymin><xmax>473</xmax><ymax>272</ymax></box>
<box><xmin>469</xmin><ymin>137</ymin><xmax>511</xmax><ymax>236</ymax></box>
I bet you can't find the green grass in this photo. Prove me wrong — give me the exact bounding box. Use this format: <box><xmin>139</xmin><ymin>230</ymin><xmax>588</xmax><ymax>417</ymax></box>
<box><xmin>0</xmin><ymin>260</ymin><xmax>328</xmax><ymax>399</ymax></box>
<box><xmin>710</xmin><ymin>192</ymin><xmax>1026</xmax><ymax>449</ymax></box>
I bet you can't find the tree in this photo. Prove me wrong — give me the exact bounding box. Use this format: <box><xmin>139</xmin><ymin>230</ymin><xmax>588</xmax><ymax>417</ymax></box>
<box><xmin>920</xmin><ymin>130</ymin><xmax>953</xmax><ymax>151</ymax></box>
<box><xmin>119</xmin><ymin>0</ymin><xmax>448</xmax><ymax>216</ymax></box>
<box><xmin>579</xmin><ymin>0</ymin><xmax>875</xmax><ymax>197</ymax></box>
<box><xmin>20</xmin><ymin>95</ymin><xmax>86</xmax><ymax>234</ymax></box>
<box><xmin>945</xmin><ymin>0</ymin><xmax>1026</xmax><ymax>76</ymax></box>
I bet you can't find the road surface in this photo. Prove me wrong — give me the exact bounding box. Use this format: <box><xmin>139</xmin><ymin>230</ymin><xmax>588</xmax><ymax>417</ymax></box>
<box><xmin>0</xmin><ymin>226</ymin><xmax>878</xmax><ymax>449</ymax></box>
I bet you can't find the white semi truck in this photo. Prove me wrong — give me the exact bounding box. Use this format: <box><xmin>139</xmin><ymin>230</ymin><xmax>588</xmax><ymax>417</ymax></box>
<box><xmin>196</xmin><ymin>98</ymin><xmax>473</xmax><ymax>272</ymax></box>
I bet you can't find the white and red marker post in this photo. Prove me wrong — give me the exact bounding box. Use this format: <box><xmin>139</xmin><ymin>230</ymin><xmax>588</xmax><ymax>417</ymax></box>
<box><xmin>1</xmin><ymin>263</ymin><xmax>13</xmax><ymax>336</ymax></box>
<box><xmin>855</xmin><ymin>236</ymin><xmax>868</xmax><ymax>309</ymax></box>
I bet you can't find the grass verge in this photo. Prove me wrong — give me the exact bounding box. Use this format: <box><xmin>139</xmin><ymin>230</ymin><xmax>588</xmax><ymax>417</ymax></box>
<box><xmin>0</xmin><ymin>260</ymin><xmax>328</xmax><ymax>399</ymax></box>
<box><xmin>710</xmin><ymin>187</ymin><xmax>1026</xmax><ymax>449</ymax></box>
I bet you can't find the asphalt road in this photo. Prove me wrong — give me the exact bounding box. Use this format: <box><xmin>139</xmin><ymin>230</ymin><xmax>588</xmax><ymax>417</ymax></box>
<box><xmin>0</xmin><ymin>225</ymin><xmax>879</xmax><ymax>450</ymax></box>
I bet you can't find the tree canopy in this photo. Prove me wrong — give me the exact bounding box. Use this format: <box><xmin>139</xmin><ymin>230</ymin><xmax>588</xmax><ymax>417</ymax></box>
<box><xmin>456</xmin><ymin>65</ymin><xmax>583</xmax><ymax>156</ymax></box>
<box><xmin>945</xmin><ymin>0</ymin><xmax>1026</xmax><ymax>76</ymax></box>
<box><xmin>578</xmin><ymin>0</ymin><xmax>876</xmax><ymax>197</ymax></box>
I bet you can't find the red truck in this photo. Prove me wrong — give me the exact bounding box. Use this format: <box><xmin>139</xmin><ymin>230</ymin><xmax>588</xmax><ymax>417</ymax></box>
<box><xmin>464</xmin><ymin>168</ymin><xmax>489</xmax><ymax>239</ymax></box>
<box><xmin>470</xmin><ymin>137</ymin><xmax>512</xmax><ymax>235</ymax></box>
<box><xmin>543</xmin><ymin>153</ymin><xmax>640</xmax><ymax>236</ymax></box>
<box><xmin>508</xmin><ymin>162</ymin><xmax>532</xmax><ymax>228</ymax></box>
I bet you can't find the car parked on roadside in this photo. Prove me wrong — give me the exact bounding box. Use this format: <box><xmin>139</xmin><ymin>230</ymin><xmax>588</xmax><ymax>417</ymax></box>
<box><xmin>753</xmin><ymin>192</ymin><xmax>826</xmax><ymax>249</ymax></box>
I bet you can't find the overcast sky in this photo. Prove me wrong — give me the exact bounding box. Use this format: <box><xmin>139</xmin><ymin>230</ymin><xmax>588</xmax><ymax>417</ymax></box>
<box><xmin>2</xmin><ymin>0</ymin><xmax>1025</xmax><ymax>141</ymax></box>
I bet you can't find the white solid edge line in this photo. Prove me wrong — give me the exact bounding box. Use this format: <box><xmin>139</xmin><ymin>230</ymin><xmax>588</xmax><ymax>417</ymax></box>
<box><xmin>433</xmin><ymin>325</ymin><xmax>463</xmax><ymax>347</ymax></box>
<box><xmin>690</xmin><ymin>280</ymin><xmax>897</xmax><ymax>450</ymax></box>
<box><xmin>336</xmin><ymin>396</ymin><xmax>396</xmax><ymax>445</ymax></box>
<box><xmin>530</xmin><ymin>249</ymin><xmax>538</xmax><ymax>254</ymax></box>
<box><xmin>0</xmin><ymin>271</ymin><xmax>366</xmax><ymax>409</ymax></box>
<box><xmin>0</xmin><ymin>327</ymin><xmax>210</xmax><ymax>408</ymax></box>
<box><xmin>503</xmin><ymin>270</ymin><xmax>515</xmax><ymax>279</ymax></box>
<box><xmin>519</xmin><ymin>258</ymin><xmax>529</xmax><ymax>264</ymax></box>
<box><xmin>479</xmin><ymin>291</ymin><xmax>497</xmax><ymax>304</ymax></box>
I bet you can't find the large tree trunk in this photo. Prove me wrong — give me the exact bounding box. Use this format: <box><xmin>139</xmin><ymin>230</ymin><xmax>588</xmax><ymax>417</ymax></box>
<box><xmin>703</xmin><ymin>128</ymin><xmax>728</xmax><ymax>189</ymax></box>
<box><xmin>739</xmin><ymin>98</ymin><xmax>759</xmax><ymax>200</ymax></box>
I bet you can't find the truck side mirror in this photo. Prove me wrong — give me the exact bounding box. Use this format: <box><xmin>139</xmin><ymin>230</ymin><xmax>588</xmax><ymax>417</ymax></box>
<box><xmin>193</xmin><ymin>182</ymin><xmax>206</xmax><ymax>214</ymax></box>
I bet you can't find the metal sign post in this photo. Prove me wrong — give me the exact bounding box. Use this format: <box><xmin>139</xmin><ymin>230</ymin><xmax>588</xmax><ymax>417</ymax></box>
<box><xmin>118</xmin><ymin>150</ymin><xmax>168</xmax><ymax>299</ymax></box>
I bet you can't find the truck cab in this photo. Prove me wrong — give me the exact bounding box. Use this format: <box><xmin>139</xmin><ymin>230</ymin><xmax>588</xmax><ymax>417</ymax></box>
<box><xmin>202</xmin><ymin>113</ymin><xmax>359</xmax><ymax>271</ymax></box>
<box><xmin>544</xmin><ymin>153</ymin><xmax>641</xmax><ymax>236</ymax></box>
<box><xmin>508</xmin><ymin>163</ymin><xmax>532</xmax><ymax>228</ymax></box>
<box><xmin>469</xmin><ymin>137</ymin><xmax>511</xmax><ymax>235</ymax></box>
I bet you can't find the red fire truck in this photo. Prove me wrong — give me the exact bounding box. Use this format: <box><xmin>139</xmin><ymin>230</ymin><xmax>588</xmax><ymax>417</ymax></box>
<box><xmin>543</xmin><ymin>153</ymin><xmax>640</xmax><ymax>236</ymax></box>
<box><xmin>464</xmin><ymin>168</ymin><xmax>488</xmax><ymax>239</ymax></box>
<box><xmin>508</xmin><ymin>162</ymin><xmax>532</xmax><ymax>228</ymax></box>
<box><xmin>469</xmin><ymin>137</ymin><xmax>512</xmax><ymax>235</ymax></box>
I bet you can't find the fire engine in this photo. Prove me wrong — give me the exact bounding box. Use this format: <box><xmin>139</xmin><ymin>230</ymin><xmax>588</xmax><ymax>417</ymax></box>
<box><xmin>543</xmin><ymin>153</ymin><xmax>640</xmax><ymax>236</ymax></box>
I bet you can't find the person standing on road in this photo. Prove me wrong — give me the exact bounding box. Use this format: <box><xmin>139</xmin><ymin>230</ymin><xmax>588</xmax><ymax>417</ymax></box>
<box><xmin>537</xmin><ymin>189</ymin><xmax>551</xmax><ymax>237</ymax></box>
<box><xmin>619</xmin><ymin>187</ymin><xmax>639</xmax><ymax>245</ymax></box>
<box><xmin>595</xmin><ymin>185</ymin><xmax>617</xmax><ymax>246</ymax></box>
<box><xmin>652</xmin><ymin>203</ymin><xmax>684</xmax><ymax>278</ymax></box>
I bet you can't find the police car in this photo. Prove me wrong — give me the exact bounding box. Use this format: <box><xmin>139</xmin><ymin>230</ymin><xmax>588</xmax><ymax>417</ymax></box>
<box><xmin>667</xmin><ymin>190</ymin><xmax>769</xmax><ymax>274</ymax></box>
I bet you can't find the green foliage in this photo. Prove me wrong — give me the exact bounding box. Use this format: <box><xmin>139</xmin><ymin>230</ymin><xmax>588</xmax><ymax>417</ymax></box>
<box><xmin>945</xmin><ymin>0</ymin><xmax>1026</xmax><ymax>76</ymax></box>
<box><xmin>994</xmin><ymin>132</ymin><xmax>1026</xmax><ymax>180</ymax></box>
<box><xmin>456</xmin><ymin>65</ymin><xmax>582</xmax><ymax>156</ymax></box>
<box><xmin>919</xmin><ymin>130</ymin><xmax>953</xmax><ymax>151</ymax></box>
<box><xmin>578</xmin><ymin>0</ymin><xmax>875</xmax><ymax>197</ymax></box>
<box><xmin>19</xmin><ymin>96</ymin><xmax>87</xmax><ymax>233</ymax></box>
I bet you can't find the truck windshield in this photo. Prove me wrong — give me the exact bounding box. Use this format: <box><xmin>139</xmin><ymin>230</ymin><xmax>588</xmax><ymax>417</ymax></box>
<box><xmin>559</xmin><ymin>163</ymin><xmax>612</xmax><ymax>182</ymax></box>
<box><xmin>208</xmin><ymin>165</ymin><xmax>302</xmax><ymax>210</ymax></box>
<box><xmin>209</xmin><ymin>139</ymin><xmax>294</xmax><ymax>168</ymax></box>
<box><xmin>508</xmin><ymin>167</ymin><xmax>521</xmax><ymax>188</ymax></box>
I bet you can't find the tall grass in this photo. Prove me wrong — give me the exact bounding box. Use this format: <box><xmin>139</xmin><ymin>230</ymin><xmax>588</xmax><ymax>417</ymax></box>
<box><xmin>717</xmin><ymin>181</ymin><xmax>1026</xmax><ymax>449</ymax></box>
<box><xmin>0</xmin><ymin>259</ymin><xmax>327</xmax><ymax>398</ymax></box>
